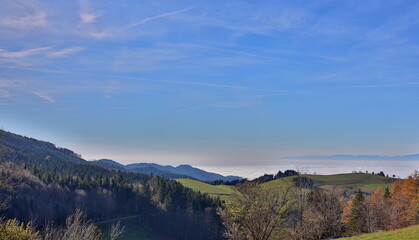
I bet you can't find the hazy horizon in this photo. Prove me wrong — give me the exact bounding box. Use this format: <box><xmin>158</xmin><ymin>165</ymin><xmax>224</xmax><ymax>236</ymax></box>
<box><xmin>1</xmin><ymin>0</ymin><xmax>418</xmax><ymax>178</ymax></box>
<box><xmin>2</xmin><ymin>127</ymin><xmax>418</xmax><ymax>179</ymax></box>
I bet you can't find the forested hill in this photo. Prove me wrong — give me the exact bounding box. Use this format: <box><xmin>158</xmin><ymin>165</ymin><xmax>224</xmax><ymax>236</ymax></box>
<box><xmin>0</xmin><ymin>129</ymin><xmax>84</xmax><ymax>164</ymax></box>
<box><xmin>0</xmin><ymin>129</ymin><xmax>241</xmax><ymax>182</ymax></box>
<box><xmin>93</xmin><ymin>159</ymin><xmax>243</xmax><ymax>182</ymax></box>
<box><xmin>0</xmin><ymin>129</ymin><xmax>225</xmax><ymax>240</ymax></box>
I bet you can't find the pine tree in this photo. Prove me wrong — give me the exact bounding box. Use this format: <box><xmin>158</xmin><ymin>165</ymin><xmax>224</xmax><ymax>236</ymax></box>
<box><xmin>347</xmin><ymin>189</ymin><xmax>367</xmax><ymax>234</ymax></box>
<box><xmin>384</xmin><ymin>187</ymin><xmax>391</xmax><ymax>199</ymax></box>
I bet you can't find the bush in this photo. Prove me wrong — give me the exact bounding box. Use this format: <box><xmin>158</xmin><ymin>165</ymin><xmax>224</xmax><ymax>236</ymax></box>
<box><xmin>0</xmin><ymin>218</ymin><xmax>39</xmax><ymax>240</ymax></box>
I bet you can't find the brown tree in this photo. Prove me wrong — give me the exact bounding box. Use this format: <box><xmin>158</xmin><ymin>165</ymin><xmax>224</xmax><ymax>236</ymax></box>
<box><xmin>389</xmin><ymin>171</ymin><xmax>419</xmax><ymax>228</ymax></box>
<box><xmin>218</xmin><ymin>182</ymin><xmax>295</xmax><ymax>240</ymax></box>
<box><xmin>364</xmin><ymin>187</ymin><xmax>387</xmax><ymax>232</ymax></box>
<box><xmin>292</xmin><ymin>189</ymin><xmax>344</xmax><ymax>239</ymax></box>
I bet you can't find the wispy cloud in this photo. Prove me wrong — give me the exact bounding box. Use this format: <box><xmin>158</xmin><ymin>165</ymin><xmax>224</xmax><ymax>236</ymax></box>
<box><xmin>48</xmin><ymin>47</ymin><xmax>85</xmax><ymax>58</ymax></box>
<box><xmin>0</xmin><ymin>89</ymin><xmax>13</xmax><ymax>98</ymax></box>
<box><xmin>0</xmin><ymin>0</ymin><xmax>48</xmax><ymax>28</ymax></box>
<box><xmin>78</xmin><ymin>0</ymin><xmax>101</xmax><ymax>24</ymax></box>
<box><xmin>0</xmin><ymin>11</ymin><xmax>47</xmax><ymax>28</ymax></box>
<box><xmin>129</xmin><ymin>7</ymin><xmax>194</xmax><ymax>27</ymax></box>
<box><xmin>0</xmin><ymin>47</ymin><xmax>50</xmax><ymax>58</ymax></box>
<box><xmin>79</xmin><ymin>12</ymin><xmax>100</xmax><ymax>24</ymax></box>
<box><xmin>0</xmin><ymin>46</ymin><xmax>84</xmax><ymax>67</ymax></box>
<box><xmin>32</xmin><ymin>91</ymin><xmax>55</xmax><ymax>103</ymax></box>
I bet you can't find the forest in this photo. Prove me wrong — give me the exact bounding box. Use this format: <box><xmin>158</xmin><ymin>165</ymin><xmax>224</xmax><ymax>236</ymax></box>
<box><xmin>0</xmin><ymin>130</ymin><xmax>223</xmax><ymax>240</ymax></box>
<box><xmin>0</xmin><ymin>130</ymin><xmax>418</xmax><ymax>240</ymax></box>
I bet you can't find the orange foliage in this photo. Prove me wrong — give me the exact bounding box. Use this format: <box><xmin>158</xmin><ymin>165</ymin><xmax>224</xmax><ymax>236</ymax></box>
<box><xmin>389</xmin><ymin>171</ymin><xmax>419</xmax><ymax>227</ymax></box>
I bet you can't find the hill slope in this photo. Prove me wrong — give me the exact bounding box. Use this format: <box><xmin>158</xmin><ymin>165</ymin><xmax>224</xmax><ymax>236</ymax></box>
<box><xmin>179</xmin><ymin>172</ymin><xmax>397</xmax><ymax>201</ymax></box>
<box><xmin>0</xmin><ymin>130</ymin><xmax>85</xmax><ymax>164</ymax></box>
<box><xmin>176</xmin><ymin>178</ymin><xmax>234</xmax><ymax>201</ymax></box>
<box><xmin>127</xmin><ymin>163</ymin><xmax>242</xmax><ymax>182</ymax></box>
<box><xmin>0</xmin><ymin>130</ymin><xmax>223</xmax><ymax>240</ymax></box>
<box><xmin>306</xmin><ymin>173</ymin><xmax>395</xmax><ymax>192</ymax></box>
<box><xmin>129</xmin><ymin>166</ymin><xmax>192</xmax><ymax>179</ymax></box>
<box><xmin>344</xmin><ymin>224</ymin><xmax>419</xmax><ymax>239</ymax></box>
<box><xmin>265</xmin><ymin>173</ymin><xmax>396</xmax><ymax>193</ymax></box>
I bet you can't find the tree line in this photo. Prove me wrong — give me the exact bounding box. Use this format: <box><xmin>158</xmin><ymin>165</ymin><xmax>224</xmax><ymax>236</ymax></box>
<box><xmin>0</xmin><ymin>144</ymin><xmax>224</xmax><ymax>240</ymax></box>
<box><xmin>218</xmin><ymin>172</ymin><xmax>419</xmax><ymax>239</ymax></box>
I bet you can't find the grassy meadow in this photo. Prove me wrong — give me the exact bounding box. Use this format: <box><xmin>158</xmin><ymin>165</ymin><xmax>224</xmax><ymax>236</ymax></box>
<box><xmin>176</xmin><ymin>173</ymin><xmax>397</xmax><ymax>202</ymax></box>
<box><xmin>175</xmin><ymin>178</ymin><xmax>235</xmax><ymax>201</ymax></box>
<box><xmin>344</xmin><ymin>224</ymin><xmax>419</xmax><ymax>239</ymax></box>
<box><xmin>262</xmin><ymin>173</ymin><xmax>395</xmax><ymax>194</ymax></box>
<box><xmin>305</xmin><ymin>173</ymin><xmax>395</xmax><ymax>193</ymax></box>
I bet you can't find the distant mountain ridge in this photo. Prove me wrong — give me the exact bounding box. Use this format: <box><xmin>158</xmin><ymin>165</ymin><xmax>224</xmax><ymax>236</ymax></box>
<box><xmin>285</xmin><ymin>154</ymin><xmax>419</xmax><ymax>161</ymax></box>
<box><xmin>94</xmin><ymin>159</ymin><xmax>242</xmax><ymax>182</ymax></box>
<box><xmin>0</xmin><ymin>129</ymin><xmax>242</xmax><ymax>182</ymax></box>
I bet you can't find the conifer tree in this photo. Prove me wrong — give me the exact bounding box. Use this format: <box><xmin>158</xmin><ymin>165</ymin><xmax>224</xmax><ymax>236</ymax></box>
<box><xmin>347</xmin><ymin>189</ymin><xmax>366</xmax><ymax>234</ymax></box>
<box><xmin>384</xmin><ymin>187</ymin><xmax>391</xmax><ymax>199</ymax></box>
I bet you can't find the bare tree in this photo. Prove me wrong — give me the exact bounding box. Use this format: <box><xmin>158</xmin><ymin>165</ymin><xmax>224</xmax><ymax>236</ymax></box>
<box><xmin>291</xmin><ymin>170</ymin><xmax>314</xmax><ymax>239</ymax></box>
<box><xmin>291</xmin><ymin>189</ymin><xmax>344</xmax><ymax>239</ymax></box>
<box><xmin>43</xmin><ymin>209</ymin><xmax>102</xmax><ymax>240</ymax></box>
<box><xmin>109</xmin><ymin>221</ymin><xmax>125</xmax><ymax>240</ymax></box>
<box><xmin>364</xmin><ymin>187</ymin><xmax>387</xmax><ymax>233</ymax></box>
<box><xmin>218</xmin><ymin>182</ymin><xmax>295</xmax><ymax>240</ymax></box>
<box><xmin>43</xmin><ymin>209</ymin><xmax>125</xmax><ymax>240</ymax></box>
<box><xmin>0</xmin><ymin>161</ymin><xmax>21</xmax><ymax>211</ymax></box>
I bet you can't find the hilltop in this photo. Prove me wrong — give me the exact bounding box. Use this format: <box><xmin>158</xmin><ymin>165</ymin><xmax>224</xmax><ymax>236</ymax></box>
<box><xmin>0</xmin><ymin>129</ymin><xmax>241</xmax><ymax>182</ymax></box>
<box><xmin>177</xmin><ymin>172</ymin><xmax>397</xmax><ymax>200</ymax></box>
<box><xmin>93</xmin><ymin>159</ymin><xmax>242</xmax><ymax>182</ymax></box>
<box><xmin>0</xmin><ymin>129</ymin><xmax>85</xmax><ymax>165</ymax></box>
<box><xmin>263</xmin><ymin>173</ymin><xmax>396</xmax><ymax>194</ymax></box>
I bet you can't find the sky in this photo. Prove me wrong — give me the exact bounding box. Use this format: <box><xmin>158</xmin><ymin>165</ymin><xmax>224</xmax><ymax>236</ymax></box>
<box><xmin>0</xmin><ymin>0</ymin><xmax>418</xmax><ymax>178</ymax></box>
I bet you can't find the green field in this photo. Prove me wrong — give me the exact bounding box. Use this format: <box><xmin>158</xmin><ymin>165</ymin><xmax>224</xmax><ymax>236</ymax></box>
<box><xmin>344</xmin><ymin>225</ymin><xmax>419</xmax><ymax>239</ymax></box>
<box><xmin>97</xmin><ymin>218</ymin><xmax>166</xmax><ymax>240</ymax></box>
<box><xmin>263</xmin><ymin>173</ymin><xmax>395</xmax><ymax>193</ymax></box>
<box><xmin>176</xmin><ymin>178</ymin><xmax>235</xmax><ymax>201</ymax></box>
<box><xmin>177</xmin><ymin>173</ymin><xmax>396</xmax><ymax>202</ymax></box>
<box><xmin>305</xmin><ymin>173</ymin><xmax>395</xmax><ymax>193</ymax></box>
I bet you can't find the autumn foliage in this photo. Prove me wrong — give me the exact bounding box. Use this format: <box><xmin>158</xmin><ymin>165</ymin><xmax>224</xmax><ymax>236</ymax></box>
<box><xmin>219</xmin><ymin>171</ymin><xmax>419</xmax><ymax>239</ymax></box>
<box><xmin>388</xmin><ymin>170</ymin><xmax>419</xmax><ymax>228</ymax></box>
<box><xmin>342</xmin><ymin>170</ymin><xmax>419</xmax><ymax>235</ymax></box>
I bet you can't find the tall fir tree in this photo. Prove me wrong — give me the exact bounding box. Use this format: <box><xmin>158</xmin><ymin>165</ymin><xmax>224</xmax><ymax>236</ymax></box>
<box><xmin>347</xmin><ymin>189</ymin><xmax>367</xmax><ymax>234</ymax></box>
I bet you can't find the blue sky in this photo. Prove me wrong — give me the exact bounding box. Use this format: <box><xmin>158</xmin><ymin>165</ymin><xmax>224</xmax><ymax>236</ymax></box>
<box><xmin>0</xmin><ymin>0</ymin><xmax>418</xmax><ymax>177</ymax></box>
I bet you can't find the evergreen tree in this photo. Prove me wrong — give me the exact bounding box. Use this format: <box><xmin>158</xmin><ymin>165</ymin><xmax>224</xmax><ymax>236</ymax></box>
<box><xmin>384</xmin><ymin>187</ymin><xmax>391</xmax><ymax>199</ymax></box>
<box><xmin>347</xmin><ymin>189</ymin><xmax>367</xmax><ymax>234</ymax></box>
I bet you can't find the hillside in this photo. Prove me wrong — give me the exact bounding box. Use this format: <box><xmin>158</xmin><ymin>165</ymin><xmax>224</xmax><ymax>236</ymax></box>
<box><xmin>90</xmin><ymin>159</ymin><xmax>242</xmax><ymax>182</ymax></box>
<box><xmin>0</xmin><ymin>130</ymin><xmax>224</xmax><ymax>240</ymax></box>
<box><xmin>344</xmin><ymin>224</ymin><xmax>419</xmax><ymax>239</ymax></box>
<box><xmin>127</xmin><ymin>163</ymin><xmax>242</xmax><ymax>182</ymax></box>
<box><xmin>0</xmin><ymin>130</ymin><xmax>85</xmax><ymax>164</ymax></box>
<box><xmin>129</xmin><ymin>166</ymin><xmax>192</xmax><ymax>179</ymax></box>
<box><xmin>92</xmin><ymin>159</ymin><xmax>127</xmax><ymax>170</ymax></box>
<box><xmin>264</xmin><ymin>173</ymin><xmax>396</xmax><ymax>193</ymax></box>
<box><xmin>0</xmin><ymin>130</ymin><xmax>241</xmax><ymax>182</ymax></box>
<box><xmin>178</xmin><ymin>172</ymin><xmax>397</xmax><ymax>201</ymax></box>
<box><xmin>176</xmin><ymin>178</ymin><xmax>235</xmax><ymax>201</ymax></box>
<box><xmin>305</xmin><ymin>173</ymin><xmax>395</xmax><ymax>192</ymax></box>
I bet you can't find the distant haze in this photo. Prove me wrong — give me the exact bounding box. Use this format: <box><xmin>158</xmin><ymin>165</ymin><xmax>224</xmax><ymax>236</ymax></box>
<box><xmin>197</xmin><ymin>158</ymin><xmax>417</xmax><ymax>179</ymax></box>
<box><xmin>1</xmin><ymin>0</ymin><xmax>418</xmax><ymax>178</ymax></box>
